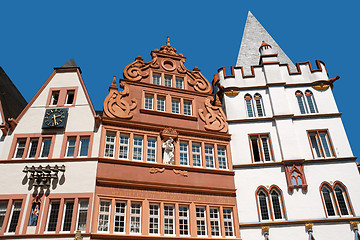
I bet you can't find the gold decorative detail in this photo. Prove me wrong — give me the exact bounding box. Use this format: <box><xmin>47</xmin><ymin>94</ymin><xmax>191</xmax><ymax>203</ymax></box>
<box><xmin>266</xmin><ymin>185</ymin><xmax>269</xmax><ymax>189</ymax></box>
<box><xmin>173</xmin><ymin>169</ymin><xmax>188</xmax><ymax>177</ymax></box>
<box><xmin>261</xmin><ymin>226</ymin><xmax>269</xmax><ymax>235</ymax></box>
<box><xmin>305</xmin><ymin>223</ymin><xmax>313</xmax><ymax>232</ymax></box>
<box><xmin>160</xmin><ymin>127</ymin><xmax>178</xmax><ymax>141</ymax></box>
<box><xmin>225</xmin><ymin>89</ymin><xmax>240</xmax><ymax>96</ymax></box>
<box><xmin>188</xmin><ymin>67</ymin><xmax>211</xmax><ymax>93</ymax></box>
<box><xmin>313</xmin><ymin>82</ymin><xmax>330</xmax><ymax>91</ymax></box>
<box><xmin>199</xmin><ymin>97</ymin><xmax>228</xmax><ymax>133</ymax></box>
<box><xmin>330</xmin><ymin>181</ymin><xmax>333</xmax><ymax>184</ymax></box>
<box><xmin>74</xmin><ymin>229</ymin><xmax>82</xmax><ymax>240</ymax></box>
<box><xmin>149</xmin><ymin>168</ymin><xmax>165</xmax><ymax>174</ymax></box>
<box><xmin>103</xmin><ymin>77</ymin><xmax>137</xmax><ymax>119</ymax></box>
<box><xmin>350</xmin><ymin>221</ymin><xmax>359</xmax><ymax>230</ymax></box>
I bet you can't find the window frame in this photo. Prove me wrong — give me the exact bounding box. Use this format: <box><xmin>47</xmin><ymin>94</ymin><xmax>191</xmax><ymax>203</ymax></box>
<box><xmin>148</xmin><ymin>203</ymin><xmax>159</xmax><ymax>235</ymax></box>
<box><xmin>244</xmin><ymin>94</ymin><xmax>255</xmax><ymax>118</ymax></box>
<box><xmin>62</xmin><ymin>132</ymin><xmax>93</xmax><ymax>158</ymax></box>
<box><xmin>307</xmin><ymin>130</ymin><xmax>335</xmax><ymax>159</ymax></box>
<box><xmin>178</xmin><ymin>205</ymin><xmax>189</xmax><ymax>236</ymax></box>
<box><xmin>195</xmin><ymin>206</ymin><xmax>207</xmax><ymax>236</ymax></box>
<box><xmin>97</xmin><ymin>200</ymin><xmax>111</xmax><ymax>233</ymax></box>
<box><xmin>256</xmin><ymin>185</ymin><xmax>286</xmax><ymax>221</ymax></box>
<box><xmin>209</xmin><ymin>207</ymin><xmax>221</xmax><ymax>236</ymax></box>
<box><xmin>76</xmin><ymin>199</ymin><xmax>89</xmax><ymax>232</ymax></box>
<box><xmin>249</xmin><ymin>133</ymin><xmax>274</xmax><ymax>163</ymax></box>
<box><xmin>129</xmin><ymin>202</ymin><xmax>142</xmax><ymax>234</ymax></box>
<box><xmin>254</xmin><ymin>93</ymin><xmax>265</xmax><ymax>117</ymax></box>
<box><xmin>114</xmin><ymin>201</ymin><xmax>126</xmax><ymax>234</ymax></box>
<box><xmin>46</xmin><ymin>87</ymin><xmax>78</xmax><ymax>107</ymax></box>
<box><xmin>10</xmin><ymin>135</ymin><xmax>55</xmax><ymax>160</ymax></box>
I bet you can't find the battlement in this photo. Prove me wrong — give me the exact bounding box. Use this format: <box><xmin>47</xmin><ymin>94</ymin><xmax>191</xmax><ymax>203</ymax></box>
<box><xmin>217</xmin><ymin>60</ymin><xmax>335</xmax><ymax>89</ymax></box>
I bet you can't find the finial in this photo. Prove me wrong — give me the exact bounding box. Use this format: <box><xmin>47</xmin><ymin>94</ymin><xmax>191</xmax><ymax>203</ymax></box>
<box><xmin>167</xmin><ymin>36</ymin><xmax>170</xmax><ymax>46</ymax></box>
<box><xmin>109</xmin><ymin>76</ymin><xmax>118</xmax><ymax>90</ymax></box>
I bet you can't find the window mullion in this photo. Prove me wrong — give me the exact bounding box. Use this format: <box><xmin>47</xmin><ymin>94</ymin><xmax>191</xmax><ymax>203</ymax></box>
<box><xmin>316</xmin><ymin>131</ymin><xmax>326</xmax><ymax>158</ymax></box>
<box><xmin>257</xmin><ymin>135</ymin><xmax>265</xmax><ymax>162</ymax></box>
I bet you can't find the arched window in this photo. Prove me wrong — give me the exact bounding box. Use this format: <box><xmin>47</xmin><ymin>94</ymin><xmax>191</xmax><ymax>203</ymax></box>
<box><xmin>256</xmin><ymin>186</ymin><xmax>286</xmax><ymax>221</ymax></box>
<box><xmin>320</xmin><ymin>182</ymin><xmax>354</xmax><ymax>217</ymax></box>
<box><xmin>244</xmin><ymin>94</ymin><xmax>254</xmax><ymax>117</ymax></box>
<box><xmin>257</xmin><ymin>190</ymin><xmax>270</xmax><ymax>220</ymax></box>
<box><xmin>254</xmin><ymin>93</ymin><xmax>265</xmax><ymax>117</ymax></box>
<box><xmin>305</xmin><ymin>90</ymin><xmax>318</xmax><ymax>113</ymax></box>
<box><xmin>295</xmin><ymin>91</ymin><xmax>307</xmax><ymax>114</ymax></box>
<box><xmin>284</xmin><ymin>163</ymin><xmax>308</xmax><ymax>192</ymax></box>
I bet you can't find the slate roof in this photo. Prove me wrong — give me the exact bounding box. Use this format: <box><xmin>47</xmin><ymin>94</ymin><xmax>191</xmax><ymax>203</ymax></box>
<box><xmin>236</xmin><ymin>11</ymin><xmax>296</xmax><ymax>75</ymax></box>
<box><xmin>0</xmin><ymin>67</ymin><xmax>27</xmax><ymax>123</ymax></box>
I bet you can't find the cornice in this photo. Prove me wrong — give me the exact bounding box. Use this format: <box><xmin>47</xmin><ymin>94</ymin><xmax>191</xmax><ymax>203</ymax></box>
<box><xmin>227</xmin><ymin>113</ymin><xmax>342</xmax><ymax>123</ymax></box>
<box><xmin>91</xmin><ymin>233</ymin><xmax>242</xmax><ymax>240</ymax></box>
<box><xmin>0</xmin><ymin>233</ymin><xmax>90</xmax><ymax>239</ymax></box>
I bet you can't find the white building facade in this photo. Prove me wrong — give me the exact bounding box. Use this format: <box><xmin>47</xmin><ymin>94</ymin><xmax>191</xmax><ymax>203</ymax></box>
<box><xmin>216</xmin><ymin>12</ymin><xmax>360</xmax><ymax>240</ymax></box>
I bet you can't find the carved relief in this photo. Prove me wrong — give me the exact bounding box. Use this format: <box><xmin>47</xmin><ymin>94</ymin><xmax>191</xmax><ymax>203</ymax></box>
<box><xmin>188</xmin><ymin>67</ymin><xmax>212</xmax><ymax>93</ymax></box>
<box><xmin>103</xmin><ymin>77</ymin><xmax>137</xmax><ymax>119</ymax></box>
<box><xmin>149</xmin><ymin>168</ymin><xmax>165</xmax><ymax>174</ymax></box>
<box><xmin>199</xmin><ymin>97</ymin><xmax>228</xmax><ymax>133</ymax></box>
<box><xmin>160</xmin><ymin>127</ymin><xmax>178</xmax><ymax>140</ymax></box>
<box><xmin>173</xmin><ymin>169</ymin><xmax>188</xmax><ymax>177</ymax></box>
<box><xmin>123</xmin><ymin>56</ymin><xmax>151</xmax><ymax>81</ymax></box>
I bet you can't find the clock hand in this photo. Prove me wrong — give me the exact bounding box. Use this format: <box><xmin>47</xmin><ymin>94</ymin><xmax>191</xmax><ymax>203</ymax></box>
<box><xmin>52</xmin><ymin>115</ymin><xmax>58</xmax><ymax>125</ymax></box>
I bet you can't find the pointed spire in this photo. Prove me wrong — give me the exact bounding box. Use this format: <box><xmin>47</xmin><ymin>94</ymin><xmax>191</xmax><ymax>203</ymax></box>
<box><xmin>109</xmin><ymin>76</ymin><xmax>118</xmax><ymax>90</ymax></box>
<box><xmin>236</xmin><ymin>11</ymin><xmax>295</xmax><ymax>74</ymax></box>
<box><xmin>167</xmin><ymin>36</ymin><xmax>171</xmax><ymax>46</ymax></box>
<box><xmin>160</xmin><ymin>36</ymin><xmax>177</xmax><ymax>55</ymax></box>
<box><xmin>61</xmin><ymin>58</ymin><xmax>78</xmax><ymax>68</ymax></box>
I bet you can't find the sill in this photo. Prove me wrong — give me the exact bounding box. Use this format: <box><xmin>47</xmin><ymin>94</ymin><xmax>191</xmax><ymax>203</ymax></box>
<box><xmin>140</xmin><ymin>109</ymin><xmax>197</xmax><ymax>121</ymax></box>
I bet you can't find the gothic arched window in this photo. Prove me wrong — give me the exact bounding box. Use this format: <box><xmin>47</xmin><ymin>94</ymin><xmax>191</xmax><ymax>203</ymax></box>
<box><xmin>254</xmin><ymin>93</ymin><xmax>265</xmax><ymax>117</ymax></box>
<box><xmin>257</xmin><ymin>189</ymin><xmax>270</xmax><ymax>220</ymax></box>
<box><xmin>321</xmin><ymin>184</ymin><xmax>336</xmax><ymax>216</ymax></box>
<box><xmin>320</xmin><ymin>182</ymin><xmax>354</xmax><ymax>217</ymax></box>
<box><xmin>256</xmin><ymin>186</ymin><xmax>286</xmax><ymax>221</ymax></box>
<box><xmin>295</xmin><ymin>90</ymin><xmax>307</xmax><ymax>114</ymax></box>
<box><xmin>305</xmin><ymin>90</ymin><xmax>318</xmax><ymax>113</ymax></box>
<box><xmin>244</xmin><ymin>94</ymin><xmax>254</xmax><ymax>117</ymax></box>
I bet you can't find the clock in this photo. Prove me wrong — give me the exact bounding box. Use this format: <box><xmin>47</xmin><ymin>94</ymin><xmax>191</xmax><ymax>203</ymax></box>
<box><xmin>42</xmin><ymin>108</ymin><xmax>69</xmax><ymax>128</ymax></box>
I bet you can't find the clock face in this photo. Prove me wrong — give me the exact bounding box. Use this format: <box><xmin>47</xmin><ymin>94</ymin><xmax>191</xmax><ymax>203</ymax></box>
<box><xmin>42</xmin><ymin>108</ymin><xmax>68</xmax><ymax>128</ymax></box>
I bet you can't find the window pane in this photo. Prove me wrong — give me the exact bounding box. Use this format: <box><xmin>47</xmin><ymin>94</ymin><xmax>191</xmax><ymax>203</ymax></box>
<box><xmin>192</xmin><ymin>143</ymin><xmax>202</xmax><ymax>167</ymax></box>
<box><xmin>62</xmin><ymin>200</ymin><xmax>74</xmax><ymax>231</ymax></box>
<box><xmin>296</xmin><ymin>91</ymin><xmax>307</xmax><ymax>114</ymax></box>
<box><xmin>184</xmin><ymin>100</ymin><xmax>192</xmax><ymax>116</ymax></box>
<box><xmin>210</xmin><ymin>208</ymin><xmax>220</xmax><ymax>236</ymax></box>
<box><xmin>105</xmin><ymin>133</ymin><xmax>115</xmax><ymax>157</ymax></box>
<box><xmin>147</xmin><ymin>138</ymin><xmax>156</xmax><ymax>162</ymax></box>
<box><xmin>271</xmin><ymin>191</ymin><xmax>282</xmax><ymax>219</ymax></box>
<box><xmin>144</xmin><ymin>95</ymin><xmax>153</xmax><ymax>110</ymax></box>
<box><xmin>322</xmin><ymin>187</ymin><xmax>336</xmax><ymax>216</ymax></box>
<box><xmin>119</xmin><ymin>134</ymin><xmax>129</xmax><ymax>159</ymax></box>
<box><xmin>251</xmin><ymin>138</ymin><xmax>261</xmax><ymax>162</ymax></box>
<box><xmin>334</xmin><ymin>187</ymin><xmax>349</xmax><ymax>215</ymax></box>
<box><xmin>310</xmin><ymin>133</ymin><xmax>323</xmax><ymax>158</ymax></box>
<box><xmin>8</xmin><ymin>201</ymin><xmax>22</xmax><ymax>233</ymax></box>
<box><xmin>41</xmin><ymin>139</ymin><xmax>52</xmax><ymax>158</ymax></box>
<box><xmin>223</xmin><ymin>209</ymin><xmax>234</xmax><ymax>236</ymax></box>
<box><xmin>164</xmin><ymin>76</ymin><xmax>172</xmax><ymax>87</ymax></box>
<box><xmin>51</xmin><ymin>91</ymin><xmax>59</xmax><ymax>105</ymax></box>
<box><xmin>196</xmin><ymin>207</ymin><xmax>206</xmax><ymax>236</ymax></box>
<box><xmin>152</xmin><ymin>74</ymin><xmax>161</xmax><ymax>85</ymax></box>
<box><xmin>176</xmin><ymin>78</ymin><xmax>184</xmax><ymax>89</ymax></box>
<box><xmin>66</xmin><ymin>138</ymin><xmax>76</xmax><ymax>157</ymax></box>
<box><xmin>179</xmin><ymin>206</ymin><xmax>189</xmax><ymax>235</ymax></box>
<box><xmin>66</xmin><ymin>90</ymin><xmax>75</xmax><ymax>105</ymax></box>
<box><xmin>47</xmin><ymin>201</ymin><xmax>60</xmax><ymax>231</ymax></box>
<box><xmin>171</xmin><ymin>99</ymin><xmax>180</xmax><ymax>114</ymax></box>
<box><xmin>114</xmin><ymin>201</ymin><xmax>126</xmax><ymax>233</ymax></box>
<box><xmin>217</xmin><ymin>146</ymin><xmax>227</xmax><ymax>169</ymax></box>
<box><xmin>133</xmin><ymin>136</ymin><xmax>143</xmax><ymax>161</ymax></box>
<box><xmin>15</xmin><ymin>140</ymin><xmax>26</xmax><ymax>158</ymax></box>
<box><xmin>130</xmin><ymin>203</ymin><xmax>141</xmax><ymax>233</ymax></box>
<box><xmin>205</xmin><ymin>145</ymin><xmax>214</xmax><ymax>168</ymax></box>
<box><xmin>77</xmin><ymin>200</ymin><xmax>88</xmax><ymax>232</ymax></box>
<box><xmin>254</xmin><ymin>94</ymin><xmax>264</xmax><ymax>117</ymax></box>
<box><xmin>157</xmin><ymin>96</ymin><xmax>165</xmax><ymax>112</ymax></box>
<box><xmin>79</xmin><ymin>137</ymin><xmax>90</xmax><ymax>157</ymax></box>
<box><xmin>164</xmin><ymin>205</ymin><xmax>174</xmax><ymax>235</ymax></box>
<box><xmin>258</xmin><ymin>192</ymin><xmax>269</xmax><ymax>220</ymax></box>
<box><xmin>149</xmin><ymin>204</ymin><xmax>159</xmax><ymax>234</ymax></box>
<box><xmin>28</xmin><ymin>139</ymin><xmax>39</xmax><ymax>158</ymax></box>
<box><xmin>245</xmin><ymin>95</ymin><xmax>254</xmax><ymax>117</ymax></box>
<box><xmin>319</xmin><ymin>132</ymin><xmax>332</xmax><ymax>157</ymax></box>
<box><xmin>261</xmin><ymin>136</ymin><xmax>271</xmax><ymax>161</ymax></box>
<box><xmin>98</xmin><ymin>200</ymin><xmax>110</xmax><ymax>232</ymax></box>
<box><xmin>180</xmin><ymin>142</ymin><xmax>189</xmax><ymax>166</ymax></box>
<box><xmin>0</xmin><ymin>201</ymin><xmax>8</xmax><ymax>231</ymax></box>
<box><xmin>305</xmin><ymin>90</ymin><xmax>317</xmax><ymax>113</ymax></box>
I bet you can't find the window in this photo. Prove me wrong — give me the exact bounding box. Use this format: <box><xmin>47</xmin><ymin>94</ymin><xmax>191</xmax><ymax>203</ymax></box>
<box><xmin>40</xmin><ymin>138</ymin><xmax>52</xmax><ymax>158</ymax></box>
<box><xmin>164</xmin><ymin>205</ymin><xmax>174</xmax><ymax>235</ymax></box>
<box><xmin>250</xmin><ymin>134</ymin><xmax>273</xmax><ymax>162</ymax></box>
<box><xmin>192</xmin><ymin>143</ymin><xmax>202</xmax><ymax>167</ymax></box>
<box><xmin>149</xmin><ymin>204</ymin><xmax>159</xmax><ymax>234</ymax></box>
<box><xmin>153</xmin><ymin>74</ymin><xmax>161</xmax><ymax>85</ymax></box>
<box><xmin>119</xmin><ymin>134</ymin><xmax>129</xmax><ymax>159</ymax></box>
<box><xmin>7</xmin><ymin>201</ymin><xmax>22</xmax><ymax>233</ymax></box>
<box><xmin>66</xmin><ymin>138</ymin><xmax>76</xmax><ymax>157</ymax></box>
<box><xmin>223</xmin><ymin>208</ymin><xmax>234</xmax><ymax>236</ymax></box>
<box><xmin>77</xmin><ymin>200</ymin><xmax>89</xmax><ymax>232</ymax></box>
<box><xmin>147</xmin><ymin>137</ymin><xmax>156</xmax><ymax>162</ymax></box>
<box><xmin>0</xmin><ymin>201</ymin><xmax>7</xmax><ymax>231</ymax></box>
<box><xmin>254</xmin><ymin>93</ymin><xmax>265</xmax><ymax>117</ymax></box>
<box><xmin>98</xmin><ymin>200</ymin><xmax>110</xmax><ymax>232</ymax></box>
<box><xmin>62</xmin><ymin>200</ymin><xmax>74</xmax><ymax>231</ymax></box>
<box><xmin>28</xmin><ymin>139</ymin><xmax>39</xmax><ymax>158</ymax></box>
<box><xmin>257</xmin><ymin>186</ymin><xmax>285</xmax><ymax>221</ymax></box>
<box><xmin>217</xmin><ymin>146</ymin><xmax>227</xmax><ymax>169</ymax></box>
<box><xmin>183</xmin><ymin>100</ymin><xmax>192</xmax><ymax>116</ymax></box>
<box><xmin>51</xmin><ymin>91</ymin><xmax>59</xmax><ymax>105</ymax></box>
<box><xmin>320</xmin><ymin>182</ymin><xmax>353</xmax><ymax>217</ymax></box>
<box><xmin>78</xmin><ymin>137</ymin><xmax>90</xmax><ymax>157</ymax></box>
<box><xmin>244</xmin><ymin>94</ymin><xmax>254</xmax><ymax>117</ymax></box>
<box><xmin>171</xmin><ymin>99</ymin><xmax>180</xmax><ymax>114</ymax></box>
<box><xmin>105</xmin><ymin>133</ymin><xmax>116</xmax><ymax>157</ymax></box>
<box><xmin>133</xmin><ymin>136</ymin><xmax>143</xmax><ymax>161</ymax></box>
<box><xmin>205</xmin><ymin>145</ymin><xmax>215</xmax><ymax>168</ymax></box>
<box><xmin>179</xmin><ymin>206</ymin><xmax>189</xmax><ymax>235</ymax></box>
<box><xmin>130</xmin><ymin>202</ymin><xmax>141</xmax><ymax>233</ymax></box>
<box><xmin>157</xmin><ymin>96</ymin><xmax>165</xmax><ymax>112</ymax></box>
<box><xmin>47</xmin><ymin>200</ymin><xmax>60</xmax><ymax>231</ymax></box>
<box><xmin>66</xmin><ymin>90</ymin><xmax>75</xmax><ymax>105</ymax></box>
<box><xmin>114</xmin><ymin>201</ymin><xmax>126</xmax><ymax>233</ymax></box>
<box><xmin>295</xmin><ymin>91</ymin><xmax>308</xmax><ymax>114</ymax></box>
<box><xmin>308</xmin><ymin>130</ymin><xmax>334</xmax><ymax>159</ymax></box>
<box><xmin>305</xmin><ymin>90</ymin><xmax>318</xmax><ymax>113</ymax></box>
<box><xmin>164</xmin><ymin>76</ymin><xmax>172</xmax><ymax>87</ymax></box>
<box><xmin>209</xmin><ymin>208</ymin><xmax>220</xmax><ymax>236</ymax></box>
<box><xmin>15</xmin><ymin>139</ymin><xmax>26</xmax><ymax>159</ymax></box>
<box><xmin>179</xmin><ymin>142</ymin><xmax>189</xmax><ymax>166</ymax></box>
<box><xmin>196</xmin><ymin>207</ymin><xmax>207</xmax><ymax>236</ymax></box>
<box><xmin>284</xmin><ymin>164</ymin><xmax>308</xmax><ymax>191</ymax></box>
<box><xmin>176</xmin><ymin>78</ymin><xmax>184</xmax><ymax>89</ymax></box>
<box><xmin>144</xmin><ymin>94</ymin><xmax>154</xmax><ymax>110</ymax></box>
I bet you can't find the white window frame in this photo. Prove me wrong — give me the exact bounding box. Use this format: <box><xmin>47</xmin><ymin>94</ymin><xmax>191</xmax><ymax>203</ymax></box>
<box><xmin>104</xmin><ymin>133</ymin><xmax>116</xmax><ymax>158</ymax></box>
<box><xmin>156</xmin><ymin>96</ymin><xmax>166</xmax><ymax>112</ymax></box>
<box><xmin>164</xmin><ymin>204</ymin><xmax>175</xmax><ymax>235</ymax></box>
<box><xmin>65</xmin><ymin>90</ymin><xmax>75</xmax><ymax>105</ymax></box>
<box><xmin>223</xmin><ymin>208</ymin><xmax>234</xmax><ymax>236</ymax></box>
<box><xmin>98</xmin><ymin>200</ymin><xmax>111</xmax><ymax>232</ymax></box>
<box><xmin>27</xmin><ymin>138</ymin><xmax>39</xmax><ymax>158</ymax></box>
<box><xmin>130</xmin><ymin>202</ymin><xmax>141</xmax><ymax>234</ymax></box>
<box><xmin>175</xmin><ymin>78</ymin><xmax>184</xmax><ymax>89</ymax></box>
<box><xmin>146</xmin><ymin>137</ymin><xmax>157</xmax><ymax>162</ymax></box>
<box><xmin>7</xmin><ymin>201</ymin><xmax>22</xmax><ymax>233</ymax></box>
<box><xmin>179</xmin><ymin>141</ymin><xmax>189</xmax><ymax>166</ymax></box>
<box><xmin>119</xmin><ymin>134</ymin><xmax>130</xmax><ymax>159</ymax></box>
<box><xmin>66</xmin><ymin>137</ymin><xmax>76</xmax><ymax>157</ymax></box>
<box><xmin>217</xmin><ymin>146</ymin><xmax>227</xmax><ymax>169</ymax></box>
<box><xmin>78</xmin><ymin>137</ymin><xmax>90</xmax><ymax>157</ymax></box>
<box><xmin>76</xmin><ymin>199</ymin><xmax>89</xmax><ymax>232</ymax></box>
<box><xmin>14</xmin><ymin>139</ymin><xmax>26</xmax><ymax>159</ymax></box>
<box><xmin>196</xmin><ymin>207</ymin><xmax>207</xmax><ymax>236</ymax></box>
<box><xmin>152</xmin><ymin>74</ymin><xmax>161</xmax><ymax>85</ymax></box>
<box><xmin>46</xmin><ymin>200</ymin><xmax>60</xmax><ymax>232</ymax></box>
<box><xmin>183</xmin><ymin>100</ymin><xmax>192</xmax><ymax>116</ymax></box>
<box><xmin>171</xmin><ymin>99</ymin><xmax>180</xmax><ymax>114</ymax></box>
<box><xmin>61</xmin><ymin>200</ymin><xmax>74</xmax><ymax>232</ymax></box>
<box><xmin>114</xmin><ymin>201</ymin><xmax>126</xmax><ymax>233</ymax></box>
<box><xmin>144</xmin><ymin>94</ymin><xmax>154</xmax><ymax>110</ymax></box>
<box><xmin>149</xmin><ymin>204</ymin><xmax>159</xmax><ymax>235</ymax></box>
<box><xmin>133</xmin><ymin>136</ymin><xmax>143</xmax><ymax>161</ymax></box>
<box><xmin>0</xmin><ymin>201</ymin><xmax>8</xmax><ymax>232</ymax></box>
<box><xmin>205</xmin><ymin>145</ymin><xmax>215</xmax><ymax>168</ymax></box>
<box><xmin>50</xmin><ymin>91</ymin><xmax>59</xmax><ymax>106</ymax></box>
<box><xmin>178</xmin><ymin>205</ymin><xmax>189</xmax><ymax>236</ymax></box>
<box><xmin>209</xmin><ymin>207</ymin><xmax>221</xmax><ymax>236</ymax></box>
<box><xmin>164</xmin><ymin>75</ymin><xmax>172</xmax><ymax>87</ymax></box>
<box><xmin>192</xmin><ymin>143</ymin><xmax>202</xmax><ymax>167</ymax></box>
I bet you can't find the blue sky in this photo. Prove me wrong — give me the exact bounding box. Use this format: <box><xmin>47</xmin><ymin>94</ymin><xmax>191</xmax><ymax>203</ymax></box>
<box><xmin>1</xmin><ymin>1</ymin><xmax>359</xmax><ymax>159</ymax></box>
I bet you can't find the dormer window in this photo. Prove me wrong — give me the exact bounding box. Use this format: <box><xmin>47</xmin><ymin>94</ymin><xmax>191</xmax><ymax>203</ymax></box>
<box><xmin>47</xmin><ymin>87</ymin><xmax>78</xmax><ymax>107</ymax></box>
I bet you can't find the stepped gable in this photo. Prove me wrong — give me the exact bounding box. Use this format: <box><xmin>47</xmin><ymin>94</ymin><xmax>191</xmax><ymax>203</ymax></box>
<box><xmin>236</xmin><ymin>11</ymin><xmax>296</xmax><ymax>74</ymax></box>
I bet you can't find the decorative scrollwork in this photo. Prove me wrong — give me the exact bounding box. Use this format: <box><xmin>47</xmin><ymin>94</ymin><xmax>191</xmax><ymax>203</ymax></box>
<box><xmin>123</xmin><ymin>56</ymin><xmax>150</xmax><ymax>81</ymax></box>
<box><xmin>177</xmin><ymin>58</ymin><xmax>187</xmax><ymax>73</ymax></box>
<box><xmin>150</xmin><ymin>168</ymin><xmax>165</xmax><ymax>174</ymax></box>
<box><xmin>188</xmin><ymin>67</ymin><xmax>211</xmax><ymax>93</ymax></box>
<box><xmin>199</xmin><ymin>97</ymin><xmax>228</xmax><ymax>133</ymax></box>
<box><xmin>103</xmin><ymin>77</ymin><xmax>137</xmax><ymax>119</ymax></box>
<box><xmin>173</xmin><ymin>169</ymin><xmax>188</xmax><ymax>177</ymax></box>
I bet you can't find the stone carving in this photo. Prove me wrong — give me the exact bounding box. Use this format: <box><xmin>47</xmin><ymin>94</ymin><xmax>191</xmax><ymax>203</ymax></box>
<box><xmin>162</xmin><ymin>137</ymin><xmax>175</xmax><ymax>165</ymax></box>
<box><xmin>103</xmin><ymin>77</ymin><xmax>137</xmax><ymax>119</ymax></box>
<box><xmin>187</xmin><ymin>67</ymin><xmax>211</xmax><ymax>93</ymax></box>
<box><xmin>149</xmin><ymin>168</ymin><xmax>165</xmax><ymax>174</ymax></box>
<box><xmin>160</xmin><ymin>127</ymin><xmax>178</xmax><ymax>140</ymax></box>
<box><xmin>199</xmin><ymin>97</ymin><xmax>228</xmax><ymax>133</ymax></box>
<box><xmin>173</xmin><ymin>169</ymin><xmax>188</xmax><ymax>177</ymax></box>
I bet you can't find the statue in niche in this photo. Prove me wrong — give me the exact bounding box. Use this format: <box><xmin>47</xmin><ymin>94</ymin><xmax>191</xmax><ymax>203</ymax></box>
<box><xmin>28</xmin><ymin>202</ymin><xmax>40</xmax><ymax>226</ymax></box>
<box><xmin>162</xmin><ymin>137</ymin><xmax>174</xmax><ymax>164</ymax></box>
